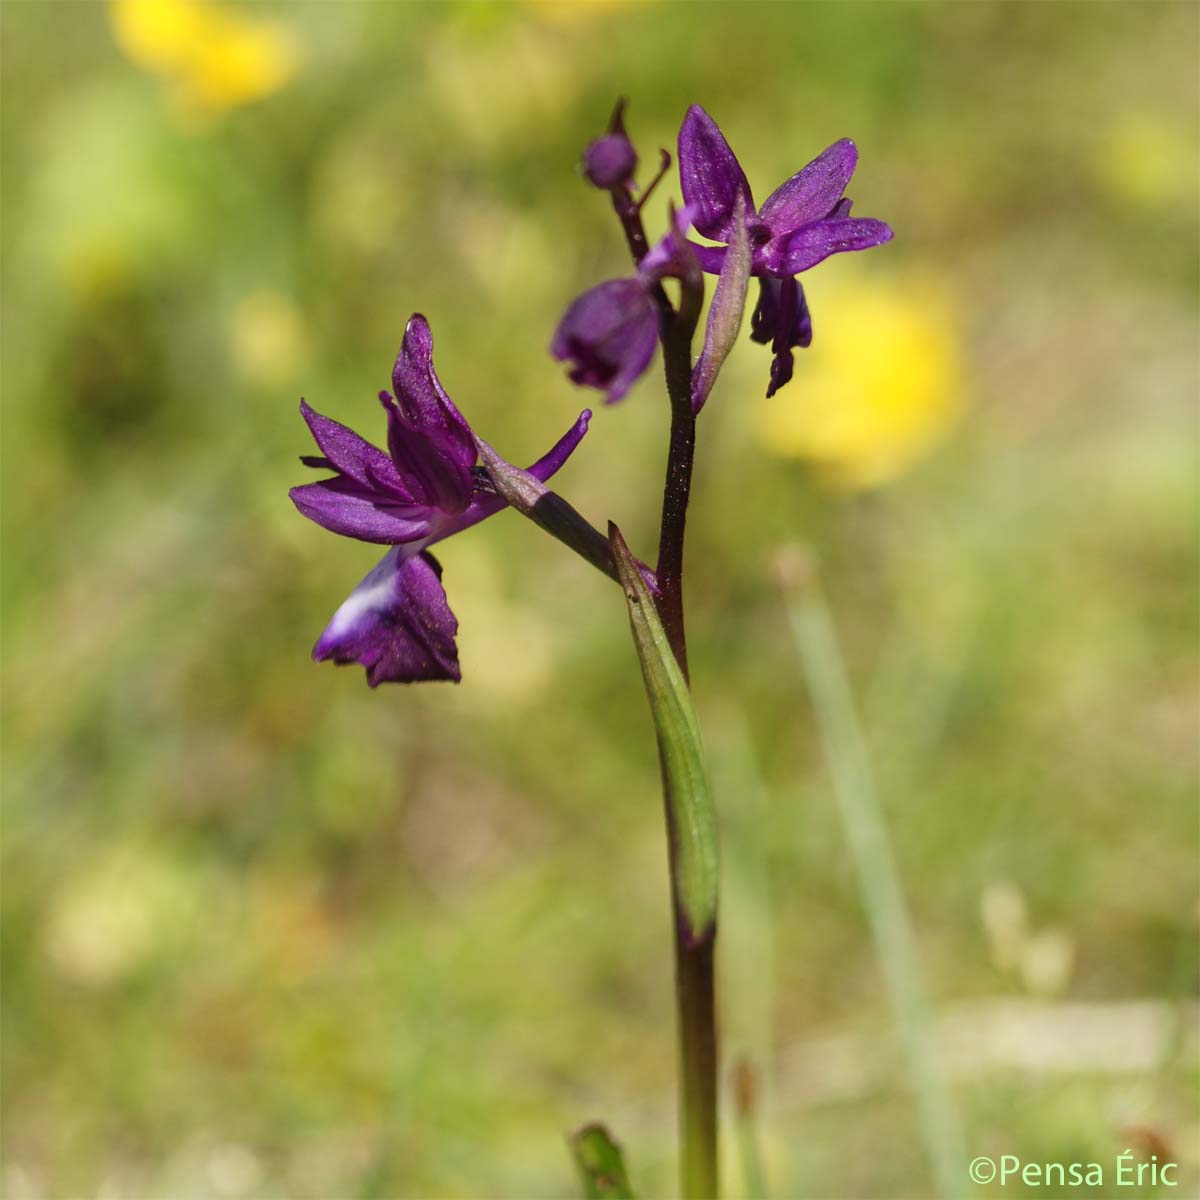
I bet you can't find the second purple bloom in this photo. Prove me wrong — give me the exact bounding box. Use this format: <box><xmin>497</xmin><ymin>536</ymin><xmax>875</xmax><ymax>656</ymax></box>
<box><xmin>292</xmin><ymin>315</ymin><xmax>590</xmax><ymax>685</ymax></box>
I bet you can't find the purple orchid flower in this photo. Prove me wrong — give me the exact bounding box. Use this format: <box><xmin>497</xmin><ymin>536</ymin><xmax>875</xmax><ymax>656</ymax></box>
<box><xmin>291</xmin><ymin>314</ymin><xmax>590</xmax><ymax>686</ymax></box>
<box><xmin>678</xmin><ymin>105</ymin><xmax>893</xmax><ymax>397</ymax></box>
<box><xmin>551</xmin><ymin>208</ymin><xmax>698</xmax><ymax>405</ymax></box>
<box><xmin>550</xmin><ymin>278</ymin><xmax>658</xmax><ymax>406</ymax></box>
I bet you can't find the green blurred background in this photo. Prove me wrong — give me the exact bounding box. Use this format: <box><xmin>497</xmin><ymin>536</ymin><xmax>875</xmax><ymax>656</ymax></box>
<box><xmin>2</xmin><ymin>2</ymin><xmax>1197</xmax><ymax>1196</ymax></box>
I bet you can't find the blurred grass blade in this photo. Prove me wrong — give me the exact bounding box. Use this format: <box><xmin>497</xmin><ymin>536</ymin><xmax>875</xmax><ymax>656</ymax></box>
<box><xmin>776</xmin><ymin>547</ymin><xmax>967</xmax><ymax>1200</ymax></box>
<box><xmin>733</xmin><ymin>1057</ymin><xmax>768</xmax><ymax>1199</ymax></box>
<box><xmin>570</xmin><ymin>1123</ymin><xmax>636</xmax><ymax>1199</ymax></box>
<box><xmin>610</xmin><ymin>523</ymin><xmax>719</xmax><ymax>940</ymax></box>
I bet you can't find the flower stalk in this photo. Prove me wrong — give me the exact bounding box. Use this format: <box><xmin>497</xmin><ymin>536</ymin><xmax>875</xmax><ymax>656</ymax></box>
<box><xmin>611</xmin><ymin>525</ymin><xmax>719</xmax><ymax>1199</ymax></box>
<box><xmin>654</xmin><ymin>304</ymin><xmax>700</xmax><ymax>677</ymax></box>
<box><xmin>651</xmin><ymin>303</ymin><xmax>717</xmax><ymax>1195</ymax></box>
<box><xmin>602</xmin><ymin>155</ymin><xmax>716</xmax><ymax>1189</ymax></box>
<box><xmin>475</xmin><ymin>437</ymin><xmax>627</xmax><ymax>588</ymax></box>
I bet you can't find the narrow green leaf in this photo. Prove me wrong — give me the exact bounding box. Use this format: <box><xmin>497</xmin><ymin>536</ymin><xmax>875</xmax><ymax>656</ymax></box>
<box><xmin>570</xmin><ymin>1122</ymin><xmax>636</xmax><ymax>1199</ymax></box>
<box><xmin>610</xmin><ymin>524</ymin><xmax>719</xmax><ymax>939</ymax></box>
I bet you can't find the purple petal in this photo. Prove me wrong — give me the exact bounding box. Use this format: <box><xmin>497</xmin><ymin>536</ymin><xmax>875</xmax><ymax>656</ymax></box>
<box><xmin>764</xmin><ymin>218</ymin><xmax>894</xmax><ymax>275</ymax></box>
<box><xmin>435</xmin><ymin>409</ymin><xmax>594</xmax><ymax>541</ymax></box>
<box><xmin>526</xmin><ymin>407</ymin><xmax>591</xmax><ymax>482</ymax></box>
<box><xmin>299</xmin><ymin>400</ymin><xmax>410</xmax><ymax>498</ymax></box>
<box><xmin>550</xmin><ymin>278</ymin><xmax>659</xmax><ymax>404</ymax></box>
<box><xmin>688</xmin><ymin>242</ymin><xmax>727</xmax><ymax>275</ymax></box>
<box><xmin>677</xmin><ymin>105</ymin><xmax>755</xmax><ymax>242</ymax></box>
<box><xmin>640</xmin><ymin>204</ymin><xmax>700</xmax><ymax>280</ymax></box>
<box><xmin>314</xmin><ymin>547</ymin><xmax>460</xmax><ymax>686</ymax></box>
<box><xmin>380</xmin><ymin>391</ymin><xmax>474</xmax><ymax>515</ymax></box>
<box><xmin>757</xmin><ymin>139</ymin><xmax>858</xmax><ymax>234</ymax></box>
<box><xmin>390</xmin><ymin>315</ymin><xmax>477</xmax><ymax>475</ymax></box>
<box><xmin>289</xmin><ymin>477</ymin><xmax>434</xmax><ymax>545</ymax></box>
<box><xmin>686</xmin><ymin>240</ymin><xmax>772</xmax><ymax>278</ymax></box>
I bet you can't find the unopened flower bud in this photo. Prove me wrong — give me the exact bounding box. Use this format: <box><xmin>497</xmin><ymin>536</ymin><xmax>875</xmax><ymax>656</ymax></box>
<box><xmin>582</xmin><ymin>132</ymin><xmax>638</xmax><ymax>190</ymax></box>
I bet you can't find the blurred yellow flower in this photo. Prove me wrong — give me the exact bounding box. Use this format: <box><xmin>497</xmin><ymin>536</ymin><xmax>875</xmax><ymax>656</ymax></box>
<box><xmin>753</xmin><ymin>268</ymin><xmax>966</xmax><ymax>490</ymax></box>
<box><xmin>1093</xmin><ymin>113</ymin><xmax>1193</xmax><ymax>211</ymax></box>
<box><xmin>110</xmin><ymin>0</ymin><xmax>299</xmax><ymax>117</ymax></box>
<box><xmin>43</xmin><ymin>849</ymin><xmax>196</xmax><ymax>986</ymax></box>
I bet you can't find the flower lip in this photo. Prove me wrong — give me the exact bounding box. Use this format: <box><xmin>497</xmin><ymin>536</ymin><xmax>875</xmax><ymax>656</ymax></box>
<box><xmin>750</xmin><ymin>276</ymin><xmax>812</xmax><ymax>399</ymax></box>
<box><xmin>314</xmin><ymin>547</ymin><xmax>461</xmax><ymax>686</ymax></box>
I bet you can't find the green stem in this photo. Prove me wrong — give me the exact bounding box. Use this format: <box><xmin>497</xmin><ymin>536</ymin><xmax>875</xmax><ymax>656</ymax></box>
<box><xmin>659</xmin><ymin>378</ymin><xmax>712</xmax><ymax>1197</ymax></box>
<box><xmin>475</xmin><ymin>439</ymin><xmax>643</xmax><ymax>591</ymax></box>
<box><xmin>676</xmin><ymin>932</ymin><xmax>718</xmax><ymax>1199</ymax></box>
<box><xmin>611</xmin><ymin>526</ymin><xmax>719</xmax><ymax>1200</ymax></box>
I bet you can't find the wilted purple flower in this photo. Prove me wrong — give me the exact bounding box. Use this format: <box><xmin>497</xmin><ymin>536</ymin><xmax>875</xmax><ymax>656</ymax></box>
<box><xmin>551</xmin><ymin>209</ymin><xmax>698</xmax><ymax>404</ymax></box>
<box><xmin>291</xmin><ymin>314</ymin><xmax>590</xmax><ymax>685</ymax></box>
<box><xmin>678</xmin><ymin>105</ymin><xmax>892</xmax><ymax>396</ymax></box>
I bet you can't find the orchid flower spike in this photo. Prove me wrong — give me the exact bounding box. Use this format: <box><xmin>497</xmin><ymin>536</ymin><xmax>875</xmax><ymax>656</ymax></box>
<box><xmin>291</xmin><ymin>314</ymin><xmax>590</xmax><ymax>685</ymax></box>
<box><xmin>678</xmin><ymin>105</ymin><xmax>893</xmax><ymax>396</ymax></box>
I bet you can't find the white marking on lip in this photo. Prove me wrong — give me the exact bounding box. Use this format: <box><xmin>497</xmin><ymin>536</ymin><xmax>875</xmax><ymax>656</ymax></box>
<box><xmin>323</xmin><ymin>529</ymin><xmax>438</xmax><ymax>642</ymax></box>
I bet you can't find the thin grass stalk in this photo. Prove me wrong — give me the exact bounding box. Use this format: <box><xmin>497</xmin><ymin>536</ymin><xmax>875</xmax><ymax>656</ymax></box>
<box><xmin>778</xmin><ymin>550</ymin><xmax>967</xmax><ymax>1200</ymax></box>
